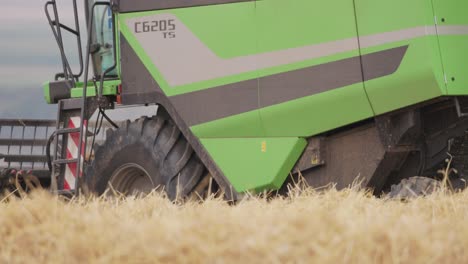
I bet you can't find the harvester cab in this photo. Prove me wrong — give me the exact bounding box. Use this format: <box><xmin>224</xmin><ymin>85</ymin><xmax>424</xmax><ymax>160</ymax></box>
<box><xmin>3</xmin><ymin>0</ymin><xmax>468</xmax><ymax>200</ymax></box>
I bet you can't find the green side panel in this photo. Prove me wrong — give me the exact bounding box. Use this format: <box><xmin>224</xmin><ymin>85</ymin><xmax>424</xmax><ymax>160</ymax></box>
<box><xmin>191</xmin><ymin>110</ymin><xmax>265</xmax><ymax>138</ymax></box>
<box><xmin>355</xmin><ymin>0</ymin><xmax>434</xmax><ymax>34</ymax></box>
<box><xmin>259</xmin><ymin>83</ymin><xmax>373</xmax><ymax>137</ymax></box>
<box><xmin>118</xmin><ymin>0</ymin><xmax>455</xmax><ymax>139</ymax></box>
<box><xmin>172</xmin><ymin>3</ymin><xmax>257</xmax><ymax>59</ymax></box>
<box><xmin>256</xmin><ymin>0</ymin><xmax>358</xmax><ymax>54</ymax></box>
<box><xmin>118</xmin><ymin>0</ymin><xmax>376</xmax><ymax>139</ymax></box>
<box><xmin>361</xmin><ymin>38</ymin><xmax>445</xmax><ymax>115</ymax></box>
<box><xmin>201</xmin><ymin>137</ymin><xmax>307</xmax><ymax>193</ymax></box>
<box><xmin>355</xmin><ymin>0</ymin><xmax>446</xmax><ymax>115</ymax></box>
<box><xmin>43</xmin><ymin>82</ymin><xmax>52</xmax><ymax>104</ymax></box>
<box><xmin>70</xmin><ymin>80</ymin><xmax>120</xmax><ymax>98</ymax></box>
<box><xmin>256</xmin><ymin>0</ymin><xmax>374</xmax><ymax>137</ymax></box>
<box><xmin>119</xmin><ymin>1</ymin><xmax>369</xmax><ymax>96</ymax></box>
<box><xmin>190</xmin><ymin>50</ymin><xmax>363</xmax><ymax>138</ymax></box>
<box><xmin>432</xmin><ymin>0</ymin><xmax>468</xmax><ymax>95</ymax></box>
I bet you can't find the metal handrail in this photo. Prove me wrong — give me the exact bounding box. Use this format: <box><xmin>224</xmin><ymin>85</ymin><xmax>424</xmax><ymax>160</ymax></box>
<box><xmin>44</xmin><ymin>0</ymin><xmax>84</xmax><ymax>82</ymax></box>
<box><xmin>76</xmin><ymin>1</ymin><xmax>114</xmax><ymax>191</ymax></box>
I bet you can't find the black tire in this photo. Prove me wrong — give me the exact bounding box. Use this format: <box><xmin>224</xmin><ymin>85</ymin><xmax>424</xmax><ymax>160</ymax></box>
<box><xmin>389</xmin><ymin>176</ymin><xmax>440</xmax><ymax>199</ymax></box>
<box><xmin>84</xmin><ymin>116</ymin><xmax>206</xmax><ymax>200</ymax></box>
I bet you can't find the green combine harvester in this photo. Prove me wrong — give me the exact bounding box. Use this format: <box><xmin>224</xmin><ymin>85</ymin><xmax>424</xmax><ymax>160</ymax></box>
<box><xmin>2</xmin><ymin>0</ymin><xmax>468</xmax><ymax>199</ymax></box>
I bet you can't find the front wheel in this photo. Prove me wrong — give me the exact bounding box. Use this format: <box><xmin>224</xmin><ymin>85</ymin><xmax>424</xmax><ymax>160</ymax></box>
<box><xmin>84</xmin><ymin>116</ymin><xmax>206</xmax><ymax>200</ymax></box>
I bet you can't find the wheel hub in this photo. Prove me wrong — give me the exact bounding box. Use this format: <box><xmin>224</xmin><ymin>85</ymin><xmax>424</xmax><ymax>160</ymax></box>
<box><xmin>109</xmin><ymin>163</ymin><xmax>155</xmax><ymax>195</ymax></box>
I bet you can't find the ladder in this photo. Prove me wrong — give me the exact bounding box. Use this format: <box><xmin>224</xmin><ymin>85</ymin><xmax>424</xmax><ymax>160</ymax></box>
<box><xmin>49</xmin><ymin>97</ymin><xmax>111</xmax><ymax>193</ymax></box>
<box><xmin>49</xmin><ymin>99</ymin><xmax>86</xmax><ymax>193</ymax></box>
<box><xmin>44</xmin><ymin>0</ymin><xmax>89</xmax><ymax>192</ymax></box>
<box><xmin>45</xmin><ymin>0</ymin><xmax>115</xmax><ymax>194</ymax></box>
<box><xmin>45</xmin><ymin>0</ymin><xmax>83</xmax><ymax>82</ymax></box>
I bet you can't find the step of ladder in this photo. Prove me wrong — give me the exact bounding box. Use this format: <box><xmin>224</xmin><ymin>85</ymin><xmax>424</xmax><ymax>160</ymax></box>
<box><xmin>56</xmin><ymin>189</ymin><xmax>75</xmax><ymax>198</ymax></box>
<box><xmin>55</xmin><ymin>127</ymin><xmax>81</xmax><ymax>135</ymax></box>
<box><xmin>52</xmin><ymin>158</ymin><xmax>78</xmax><ymax>165</ymax></box>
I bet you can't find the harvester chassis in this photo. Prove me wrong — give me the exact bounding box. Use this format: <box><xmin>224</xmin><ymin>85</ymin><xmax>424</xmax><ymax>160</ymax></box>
<box><xmin>293</xmin><ymin>97</ymin><xmax>468</xmax><ymax>194</ymax></box>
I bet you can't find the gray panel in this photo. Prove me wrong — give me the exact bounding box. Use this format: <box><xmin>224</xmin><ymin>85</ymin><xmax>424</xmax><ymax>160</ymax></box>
<box><xmin>120</xmin><ymin>34</ymin><xmax>165</xmax><ymax>103</ymax></box>
<box><xmin>361</xmin><ymin>46</ymin><xmax>408</xmax><ymax>81</ymax></box>
<box><xmin>170</xmin><ymin>46</ymin><xmax>409</xmax><ymax>126</ymax></box>
<box><xmin>49</xmin><ymin>80</ymin><xmax>73</xmax><ymax>104</ymax></box>
<box><xmin>259</xmin><ymin>54</ymin><xmax>362</xmax><ymax>108</ymax></box>
<box><xmin>437</xmin><ymin>25</ymin><xmax>468</xmax><ymax>35</ymax></box>
<box><xmin>169</xmin><ymin>81</ymin><xmax>258</xmax><ymax>126</ymax></box>
<box><xmin>261</xmin><ymin>46</ymin><xmax>408</xmax><ymax>108</ymax></box>
<box><xmin>113</xmin><ymin>0</ymin><xmax>252</xmax><ymax>13</ymax></box>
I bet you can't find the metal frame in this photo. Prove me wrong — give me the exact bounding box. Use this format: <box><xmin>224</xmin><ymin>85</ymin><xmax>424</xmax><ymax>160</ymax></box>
<box><xmin>0</xmin><ymin>119</ymin><xmax>56</xmax><ymax>179</ymax></box>
<box><xmin>44</xmin><ymin>0</ymin><xmax>84</xmax><ymax>82</ymax></box>
<box><xmin>454</xmin><ymin>97</ymin><xmax>468</xmax><ymax>118</ymax></box>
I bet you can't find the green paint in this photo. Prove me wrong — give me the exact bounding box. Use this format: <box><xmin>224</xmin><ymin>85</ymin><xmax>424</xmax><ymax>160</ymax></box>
<box><xmin>191</xmin><ymin>110</ymin><xmax>265</xmax><ymax>138</ymax></box>
<box><xmin>432</xmin><ymin>0</ymin><xmax>468</xmax><ymax>95</ymax></box>
<box><xmin>260</xmin><ymin>83</ymin><xmax>374</xmax><ymax>137</ymax></box>
<box><xmin>360</xmin><ymin>38</ymin><xmax>445</xmax><ymax>115</ymax></box>
<box><xmin>355</xmin><ymin>0</ymin><xmax>447</xmax><ymax>115</ymax></box>
<box><xmin>192</xmin><ymin>82</ymin><xmax>374</xmax><ymax>138</ymax></box>
<box><xmin>119</xmin><ymin>1</ymin><xmax>367</xmax><ymax>97</ymax></box>
<box><xmin>256</xmin><ymin>0</ymin><xmax>358</xmax><ymax>54</ymax></box>
<box><xmin>201</xmin><ymin>137</ymin><xmax>307</xmax><ymax>193</ymax></box>
<box><xmin>70</xmin><ymin>80</ymin><xmax>120</xmax><ymax>98</ymax></box>
<box><xmin>354</xmin><ymin>0</ymin><xmax>436</xmax><ymax>35</ymax></box>
<box><xmin>174</xmin><ymin>2</ymin><xmax>256</xmax><ymax>59</ymax></box>
<box><xmin>43</xmin><ymin>82</ymin><xmax>51</xmax><ymax>104</ymax></box>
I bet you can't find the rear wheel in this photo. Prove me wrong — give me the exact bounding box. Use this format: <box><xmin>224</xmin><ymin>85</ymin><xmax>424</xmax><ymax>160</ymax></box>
<box><xmin>84</xmin><ymin>116</ymin><xmax>206</xmax><ymax>200</ymax></box>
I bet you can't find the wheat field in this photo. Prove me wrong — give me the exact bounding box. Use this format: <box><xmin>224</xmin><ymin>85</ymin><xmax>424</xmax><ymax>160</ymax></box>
<box><xmin>0</xmin><ymin>186</ymin><xmax>467</xmax><ymax>264</ymax></box>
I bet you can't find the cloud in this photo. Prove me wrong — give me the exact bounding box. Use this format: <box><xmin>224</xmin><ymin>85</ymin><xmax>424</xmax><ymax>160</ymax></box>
<box><xmin>0</xmin><ymin>2</ymin><xmax>84</xmax><ymax>119</ymax></box>
<box><xmin>0</xmin><ymin>65</ymin><xmax>60</xmax><ymax>89</ymax></box>
<box><xmin>0</xmin><ymin>1</ymin><xmax>77</xmax><ymax>23</ymax></box>
<box><xmin>0</xmin><ymin>86</ymin><xmax>56</xmax><ymax>119</ymax></box>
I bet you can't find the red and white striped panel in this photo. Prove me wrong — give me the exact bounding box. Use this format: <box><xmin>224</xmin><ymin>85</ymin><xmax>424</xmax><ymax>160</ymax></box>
<box><xmin>63</xmin><ymin>117</ymin><xmax>87</xmax><ymax>190</ymax></box>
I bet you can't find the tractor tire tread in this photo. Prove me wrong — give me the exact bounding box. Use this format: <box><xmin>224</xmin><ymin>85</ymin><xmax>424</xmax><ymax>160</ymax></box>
<box><xmin>84</xmin><ymin>115</ymin><xmax>205</xmax><ymax>200</ymax></box>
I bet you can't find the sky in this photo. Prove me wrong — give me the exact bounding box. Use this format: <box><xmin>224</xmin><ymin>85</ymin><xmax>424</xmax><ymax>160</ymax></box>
<box><xmin>0</xmin><ymin>1</ymin><xmax>82</xmax><ymax>119</ymax></box>
<box><xmin>0</xmin><ymin>1</ymin><xmax>158</xmax><ymax>121</ymax></box>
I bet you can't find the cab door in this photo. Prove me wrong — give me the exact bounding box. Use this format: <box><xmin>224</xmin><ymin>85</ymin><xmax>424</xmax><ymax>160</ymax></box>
<box><xmin>432</xmin><ymin>0</ymin><xmax>468</xmax><ymax>95</ymax></box>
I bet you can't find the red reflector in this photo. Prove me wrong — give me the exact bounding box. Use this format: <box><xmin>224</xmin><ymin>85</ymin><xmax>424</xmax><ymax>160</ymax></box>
<box><xmin>117</xmin><ymin>85</ymin><xmax>122</xmax><ymax>104</ymax></box>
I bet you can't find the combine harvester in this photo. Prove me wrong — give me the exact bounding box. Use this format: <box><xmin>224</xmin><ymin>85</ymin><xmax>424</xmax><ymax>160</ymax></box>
<box><xmin>1</xmin><ymin>0</ymin><xmax>468</xmax><ymax>199</ymax></box>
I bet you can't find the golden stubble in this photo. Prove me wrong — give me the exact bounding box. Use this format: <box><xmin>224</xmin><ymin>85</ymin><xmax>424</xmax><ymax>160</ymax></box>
<box><xmin>0</xmin><ymin>185</ymin><xmax>467</xmax><ymax>264</ymax></box>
